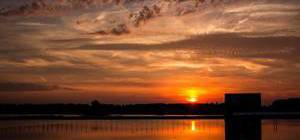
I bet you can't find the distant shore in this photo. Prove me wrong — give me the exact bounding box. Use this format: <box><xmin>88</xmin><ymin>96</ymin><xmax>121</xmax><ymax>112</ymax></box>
<box><xmin>0</xmin><ymin>113</ymin><xmax>300</xmax><ymax>120</ymax></box>
<box><xmin>0</xmin><ymin>115</ymin><xmax>223</xmax><ymax>120</ymax></box>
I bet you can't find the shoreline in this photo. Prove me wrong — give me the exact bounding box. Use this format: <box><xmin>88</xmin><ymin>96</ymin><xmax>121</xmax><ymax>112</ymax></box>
<box><xmin>0</xmin><ymin>114</ymin><xmax>300</xmax><ymax>120</ymax></box>
<box><xmin>0</xmin><ymin>115</ymin><xmax>224</xmax><ymax>120</ymax></box>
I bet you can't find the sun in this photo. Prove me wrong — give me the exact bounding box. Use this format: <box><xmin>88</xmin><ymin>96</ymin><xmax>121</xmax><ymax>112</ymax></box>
<box><xmin>188</xmin><ymin>97</ymin><xmax>198</xmax><ymax>103</ymax></box>
<box><xmin>183</xmin><ymin>87</ymin><xmax>206</xmax><ymax>103</ymax></box>
<box><xmin>186</xmin><ymin>88</ymin><xmax>199</xmax><ymax>103</ymax></box>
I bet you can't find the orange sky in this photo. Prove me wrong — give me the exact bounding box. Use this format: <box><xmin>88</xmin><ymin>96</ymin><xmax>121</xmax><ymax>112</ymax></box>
<box><xmin>0</xmin><ymin>0</ymin><xmax>299</xmax><ymax>104</ymax></box>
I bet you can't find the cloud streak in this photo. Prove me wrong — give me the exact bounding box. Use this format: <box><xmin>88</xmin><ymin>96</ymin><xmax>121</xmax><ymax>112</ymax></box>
<box><xmin>0</xmin><ymin>82</ymin><xmax>72</xmax><ymax>92</ymax></box>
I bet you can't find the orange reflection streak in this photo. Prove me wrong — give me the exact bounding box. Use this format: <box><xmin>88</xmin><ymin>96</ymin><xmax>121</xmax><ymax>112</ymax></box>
<box><xmin>191</xmin><ymin>121</ymin><xmax>197</xmax><ymax>132</ymax></box>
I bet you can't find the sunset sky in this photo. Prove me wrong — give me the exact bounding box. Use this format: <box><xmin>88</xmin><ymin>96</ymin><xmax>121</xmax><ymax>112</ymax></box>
<box><xmin>0</xmin><ymin>0</ymin><xmax>299</xmax><ymax>104</ymax></box>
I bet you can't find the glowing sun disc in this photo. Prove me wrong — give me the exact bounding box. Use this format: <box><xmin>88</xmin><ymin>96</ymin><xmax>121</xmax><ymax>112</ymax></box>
<box><xmin>188</xmin><ymin>97</ymin><xmax>198</xmax><ymax>103</ymax></box>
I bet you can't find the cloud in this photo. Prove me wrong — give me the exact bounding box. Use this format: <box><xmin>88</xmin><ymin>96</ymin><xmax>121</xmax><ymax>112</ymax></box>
<box><xmin>73</xmin><ymin>33</ymin><xmax>300</xmax><ymax>59</ymax></box>
<box><xmin>0</xmin><ymin>82</ymin><xmax>72</xmax><ymax>92</ymax></box>
<box><xmin>16</xmin><ymin>22</ymin><xmax>54</xmax><ymax>27</ymax></box>
<box><xmin>91</xmin><ymin>81</ymin><xmax>158</xmax><ymax>88</ymax></box>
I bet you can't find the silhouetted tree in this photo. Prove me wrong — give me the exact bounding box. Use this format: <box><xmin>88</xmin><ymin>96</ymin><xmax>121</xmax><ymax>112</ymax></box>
<box><xmin>91</xmin><ymin>100</ymin><xmax>101</xmax><ymax>107</ymax></box>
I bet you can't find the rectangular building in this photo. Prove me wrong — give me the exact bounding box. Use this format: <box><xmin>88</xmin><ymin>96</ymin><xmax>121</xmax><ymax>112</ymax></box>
<box><xmin>225</xmin><ymin>93</ymin><xmax>261</xmax><ymax>115</ymax></box>
<box><xmin>225</xmin><ymin>93</ymin><xmax>262</xmax><ymax>140</ymax></box>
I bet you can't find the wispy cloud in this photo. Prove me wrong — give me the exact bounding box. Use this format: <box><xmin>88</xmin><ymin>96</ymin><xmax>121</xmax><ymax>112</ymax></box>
<box><xmin>0</xmin><ymin>82</ymin><xmax>72</xmax><ymax>92</ymax></box>
<box><xmin>16</xmin><ymin>22</ymin><xmax>55</xmax><ymax>27</ymax></box>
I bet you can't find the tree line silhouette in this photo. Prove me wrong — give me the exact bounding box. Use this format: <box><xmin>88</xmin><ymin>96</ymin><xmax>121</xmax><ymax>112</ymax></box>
<box><xmin>0</xmin><ymin>98</ymin><xmax>299</xmax><ymax>116</ymax></box>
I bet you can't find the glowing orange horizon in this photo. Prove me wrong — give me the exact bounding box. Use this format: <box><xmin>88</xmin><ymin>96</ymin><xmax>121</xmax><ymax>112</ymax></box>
<box><xmin>183</xmin><ymin>87</ymin><xmax>207</xmax><ymax>103</ymax></box>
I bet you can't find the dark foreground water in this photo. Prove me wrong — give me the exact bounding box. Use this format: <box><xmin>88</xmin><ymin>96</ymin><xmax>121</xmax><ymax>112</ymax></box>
<box><xmin>0</xmin><ymin>119</ymin><xmax>299</xmax><ymax>140</ymax></box>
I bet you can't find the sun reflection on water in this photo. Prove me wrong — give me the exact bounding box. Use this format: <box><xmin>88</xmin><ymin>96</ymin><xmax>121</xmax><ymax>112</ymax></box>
<box><xmin>191</xmin><ymin>121</ymin><xmax>197</xmax><ymax>132</ymax></box>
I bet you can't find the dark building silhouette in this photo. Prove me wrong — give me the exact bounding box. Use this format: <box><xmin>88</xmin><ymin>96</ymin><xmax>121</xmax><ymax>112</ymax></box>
<box><xmin>225</xmin><ymin>93</ymin><xmax>261</xmax><ymax>116</ymax></box>
<box><xmin>225</xmin><ymin>93</ymin><xmax>262</xmax><ymax>140</ymax></box>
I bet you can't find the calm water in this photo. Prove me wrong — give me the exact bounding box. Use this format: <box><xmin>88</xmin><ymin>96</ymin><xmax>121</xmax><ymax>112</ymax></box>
<box><xmin>0</xmin><ymin>119</ymin><xmax>299</xmax><ymax>140</ymax></box>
